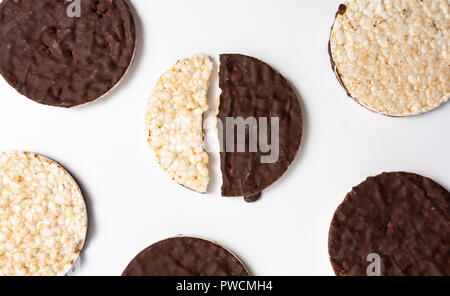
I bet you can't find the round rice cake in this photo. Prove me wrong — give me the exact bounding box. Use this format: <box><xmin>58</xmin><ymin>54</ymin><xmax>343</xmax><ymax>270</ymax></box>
<box><xmin>146</xmin><ymin>54</ymin><xmax>212</xmax><ymax>193</ymax></box>
<box><xmin>0</xmin><ymin>151</ymin><xmax>88</xmax><ymax>276</ymax></box>
<box><xmin>122</xmin><ymin>236</ymin><xmax>249</xmax><ymax>276</ymax></box>
<box><xmin>0</xmin><ymin>0</ymin><xmax>136</xmax><ymax>107</ymax></box>
<box><xmin>329</xmin><ymin>172</ymin><xmax>450</xmax><ymax>276</ymax></box>
<box><xmin>218</xmin><ymin>54</ymin><xmax>303</xmax><ymax>198</ymax></box>
<box><xmin>329</xmin><ymin>0</ymin><xmax>449</xmax><ymax>116</ymax></box>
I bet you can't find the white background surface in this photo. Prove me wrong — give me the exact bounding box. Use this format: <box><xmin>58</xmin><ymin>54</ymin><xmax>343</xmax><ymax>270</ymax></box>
<box><xmin>0</xmin><ymin>0</ymin><xmax>449</xmax><ymax>276</ymax></box>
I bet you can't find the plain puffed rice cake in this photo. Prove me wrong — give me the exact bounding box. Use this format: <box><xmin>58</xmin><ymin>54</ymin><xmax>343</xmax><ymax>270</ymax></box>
<box><xmin>0</xmin><ymin>151</ymin><xmax>87</xmax><ymax>276</ymax></box>
<box><xmin>146</xmin><ymin>54</ymin><xmax>212</xmax><ymax>193</ymax></box>
<box><xmin>330</xmin><ymin>0</ymin><xmax>449</xmax><ymax>116</ymax></box>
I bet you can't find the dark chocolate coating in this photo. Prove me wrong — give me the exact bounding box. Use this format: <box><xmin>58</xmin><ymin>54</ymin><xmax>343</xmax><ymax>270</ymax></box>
<box><xmin>218</xmin><ymin>54</ymin><xmax>302</xmax><ymax>198</ymax></box>
<box><xmin>0</xmin><ymin>0</ymin><xmax>135</xmax><ymax>107</ymax></box>
<box><xmin>122</xmin><ymin>237</ymin><xmax>249</xmax><ymax>276</ymax></box>
<box><xmin>329</xmin><ymin>172</ymin><xmax>450</xmax><ymax>276</ymax></box>
<box><xmin>244</xmin><ymin>192</ymin><xmax>262</xmax><ymax>203</ymax></box>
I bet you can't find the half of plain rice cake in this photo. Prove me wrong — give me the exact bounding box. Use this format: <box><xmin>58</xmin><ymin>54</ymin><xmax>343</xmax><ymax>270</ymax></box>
<box><xmin>0</xmin><ymin>151</ymin><xmax>88</xmax><ymax>276</ymax></box>
<box><xmin>146</xmin><ymin>54</ymin><xmax>213</xmax><ymax>193</ymax></box>
<box><xmin>329</xmin><ymin>0</ymin><xmax>449</xmax><ymax>116</ymax></box>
